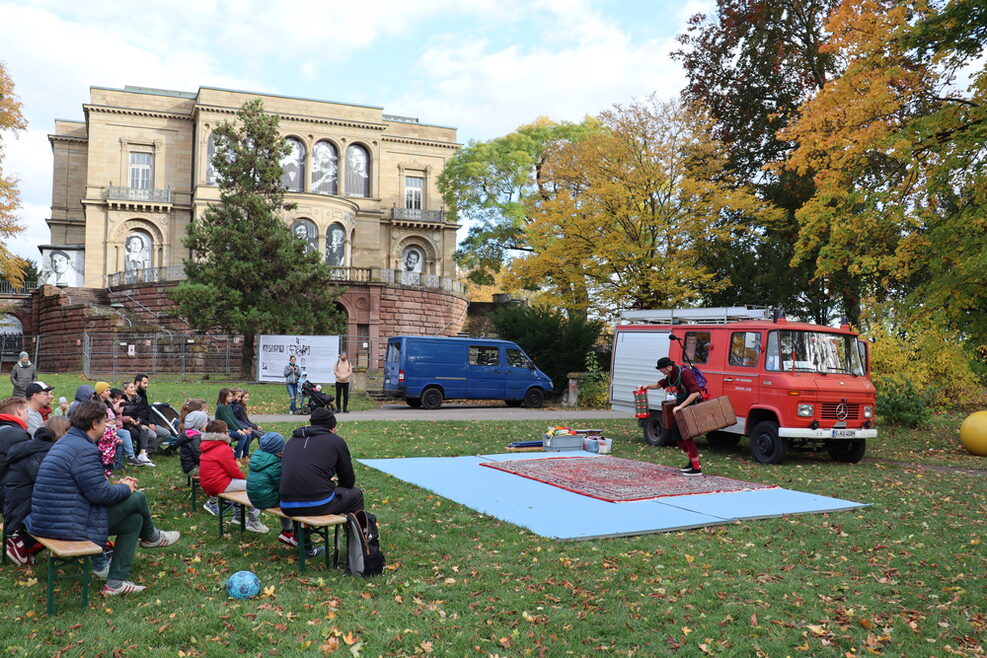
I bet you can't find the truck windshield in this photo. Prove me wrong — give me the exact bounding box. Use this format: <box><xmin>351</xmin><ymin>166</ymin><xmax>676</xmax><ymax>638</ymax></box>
<box><xmin>765</xmin><ymin>330</ymin><xmax>865</xmax><ymax>375</ymax></box>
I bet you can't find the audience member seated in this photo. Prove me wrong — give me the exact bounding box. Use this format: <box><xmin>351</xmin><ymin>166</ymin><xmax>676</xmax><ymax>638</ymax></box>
<box><xmin>231</xmin><ymin>389</ymin><xmax>263</xmax><ymax>435</ymax></box>
<box><xmin>25</xmin><ymin>400</ymin><xmax>181</xmax><ymax>595</ymax></box>
<box><xmin>280</xmin><ymin>408</ymin><xmax>364</xmax><ymax>557</ymax></box>
<box><xmin>215</xmin><ymin>388</ymin><xmax>261</xmax><ymax>459</ymax></box>
<box><xmin>25</xmin><ymin>382</ymin><xmax>54</xmax><ymax>436</ymax></box>
<box><xmin>247</xmin><ymin>432</ymin><xmax>297</xmax><ymax>547</ymax></box>
<box><xmin>0</xmin><ymin>396</ymin><xmax>31</xmax><ymax>513</ymax></box>
<box><xmin>4</xmin><ymin>416</ymin><xmax>70</xmax><ymax>564</ymax></box>
<box><xmin>198</xmin><ymin>419</ymin><xmax>268</xmax><ymax>533</ymax></box>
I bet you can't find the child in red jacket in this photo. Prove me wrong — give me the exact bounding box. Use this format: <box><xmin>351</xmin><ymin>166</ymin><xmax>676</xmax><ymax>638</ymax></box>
<box><xmin>198</xmin><ymin>420</ymin><xmax>268</xmax><ymax>533</ymax></box>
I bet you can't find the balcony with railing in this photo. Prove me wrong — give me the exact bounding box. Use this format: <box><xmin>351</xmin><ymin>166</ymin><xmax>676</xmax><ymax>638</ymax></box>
<box><xmin>107</xmin><ymin>266</ymin><xmax>465</xmax><ymax>295</ymax></box>
<box><xmin>390</xmin><ymin>207</ymin><xmax>446</xmax><ymax>223</ymax></box>
<box><xmin>0</xmin><ymin>279</ymin><xmax>38</xmax><ymax>296</ymax></box>
<box><xmin>105</xmin><ymin>186</ymin><xmax>173</xmax><ymax>210</ymax></box>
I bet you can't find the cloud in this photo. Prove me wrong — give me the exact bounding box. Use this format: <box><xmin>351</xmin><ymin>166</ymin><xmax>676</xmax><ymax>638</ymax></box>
<box><xmin>389</xmin><ymin>3</ymin><xmax>691</xmax><ymax>140</ymax></box>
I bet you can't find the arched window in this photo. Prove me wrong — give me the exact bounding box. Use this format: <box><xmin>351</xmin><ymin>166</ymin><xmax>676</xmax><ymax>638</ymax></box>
<box><xmin>326</xmin><ymin>223</ymin><xmax>346</xmax><ymax>266</ymax></box>
<box><xmin>291</xmin><ymin>219</ymin><xmax>317</xmax><ymax>253</ymax></box>
<box><xmin>281</xmin><ymin>137</ymin><xmax>306</xmax><ymax>192</ymax></box>
<box><xmin>124</xmin><ymin>231</ymin><xmax>153</xmax><ymax>272</ymax></box>
<box><xmin>311</xmin><ymin>141</ymin><xmax>338</xmax><ymax>195</ymax></box>
<box><xmin>345</xmin><ymin>144</ymin><xmax>370</xmax><ymax>197</ymax></box>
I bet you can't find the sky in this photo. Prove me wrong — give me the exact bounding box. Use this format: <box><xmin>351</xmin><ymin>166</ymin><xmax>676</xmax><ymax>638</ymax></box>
<box><xmin>1</xmin><ymin>0</ymin><xmax>713</xmax><ymax>266</ymax></box>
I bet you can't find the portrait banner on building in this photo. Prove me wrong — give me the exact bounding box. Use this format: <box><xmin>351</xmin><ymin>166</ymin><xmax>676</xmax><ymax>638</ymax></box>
<box><xmin>257</xmin><ymin>335</ymin><xmax>340</xmax><ymax>384</ymax></box>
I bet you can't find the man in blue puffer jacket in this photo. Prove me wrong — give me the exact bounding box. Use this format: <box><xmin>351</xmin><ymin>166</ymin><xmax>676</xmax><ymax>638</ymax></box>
<box><xmin>26</xmin><ymin>400</ymin><xmax>181</xmax><ymax>595</ymax></box>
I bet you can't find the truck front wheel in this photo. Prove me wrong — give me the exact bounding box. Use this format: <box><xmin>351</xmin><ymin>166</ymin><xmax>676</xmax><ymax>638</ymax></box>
<box><xmin>827</xmin><ymin>439</ymin><xmax>866</xmax><ymax>463</ymax></box>
<box><xmin>420</xmin><ymin>387</ymin><xmax>443</xmax><ymax>410</ymax></box>
<box><xmin>643</xmin><ymin>416</ymin><xmax>673</xmax><ymax>447</ymax></box>
<box><xmin>749</xmin><ymin>421</ymin><xmax>787</xmax><ymax>464</ymax></box>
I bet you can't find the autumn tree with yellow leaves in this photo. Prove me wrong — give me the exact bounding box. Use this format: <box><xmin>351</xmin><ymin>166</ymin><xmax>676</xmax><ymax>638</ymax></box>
<box><xmin>506</xmin><ymin>97</ymin><xmax>780</xmax><ymax>318</ymax></box>
<box><xmin>0</xmin><ymin>62</ymin><xmax>27</xmax><ymax>286</ymax></box>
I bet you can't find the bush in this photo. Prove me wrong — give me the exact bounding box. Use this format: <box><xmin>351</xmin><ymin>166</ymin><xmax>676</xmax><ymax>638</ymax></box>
<box><xmin>873</xmin><ymin>376</ymin><xmax>937</xmax><ymax>427</ymax></box>
<box><xmin>490</xmin><ymin>304</ymin><xmax>604</xmax><ymax>393</ymax></box>
<box><xmin>576</xmin><ymin>350</ymin><xmax>611</xmax><ymax>409</ymax></box>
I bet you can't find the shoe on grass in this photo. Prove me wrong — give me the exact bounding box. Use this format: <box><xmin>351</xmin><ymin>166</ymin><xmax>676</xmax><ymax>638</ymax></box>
<box><xmin>203</xmin><ymin>501</ymin><xmax>219</xmax><ymax>516</ymax></box>
<box><xmin>682</xmin><ymin>466</ymin><xmax>703</xmax><ymax>476</ymax></box>
<box><xmin>305</xmin><ymin>546</ymin><xmax>326</xmax><ymax>559</ymax></box>
<box><xmin>102</xmin><ymin>581</ymin><xmax>146</xmax><ymax>595</ymax></box>
<box><xmin>140</xmin><ymin>530</ymin><xmax>180</xmax><ymax>548</ymax></box>
<box><xmin>92</xmin><ymin>563</ymin><xmax>110</xmax><ymax>579</ymax></box>
<box><xmin>245</xmin><ymin>519</ymin><xmax>270</xmax><ymax>534</ymax></box>
<box><xmin>278</xmin><ymin>531</ymin><xmax>299</xmax><ymax>547</ymax></box>
<box><xmin>5</xmin><ymin>536</ymin><xmax>30</xmax><ymax>565</ymax></box>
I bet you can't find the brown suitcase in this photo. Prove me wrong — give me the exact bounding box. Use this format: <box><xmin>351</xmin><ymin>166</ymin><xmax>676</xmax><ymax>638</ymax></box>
<box><xmin>674</xmin><ymin>396</ymin><xmax>735</xmax><ymax>440</ymax></box>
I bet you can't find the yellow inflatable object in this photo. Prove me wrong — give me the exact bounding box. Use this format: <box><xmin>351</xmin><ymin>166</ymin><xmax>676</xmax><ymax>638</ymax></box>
<box><xmin>959</xmin><ymin>411</ymin><xmax>987</xmax><ymax>456</ymax></box>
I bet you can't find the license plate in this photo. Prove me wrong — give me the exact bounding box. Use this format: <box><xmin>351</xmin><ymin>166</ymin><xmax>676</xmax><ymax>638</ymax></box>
<box><xmin>831</xmin><ymin>429</ymin><xmax>857</xmax><ymax>438</ymax></box>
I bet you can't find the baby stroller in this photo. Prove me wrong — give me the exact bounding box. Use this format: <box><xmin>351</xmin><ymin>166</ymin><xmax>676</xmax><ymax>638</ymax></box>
<box><xmin>297</xmin><ymin>379</ymin><xmax>335</xmax><ymax>415</ymax></box>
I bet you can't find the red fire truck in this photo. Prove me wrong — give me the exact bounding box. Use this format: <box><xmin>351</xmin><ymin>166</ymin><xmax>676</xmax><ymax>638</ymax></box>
<box><xmin>610</xmin><ymin>307</ymin><xmax>877</xmax><ymax>463</ymax></box>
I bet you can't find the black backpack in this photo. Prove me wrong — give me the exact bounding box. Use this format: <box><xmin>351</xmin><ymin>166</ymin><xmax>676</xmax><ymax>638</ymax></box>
<box><xmin>345</xmin><ymin>510</ymin><xmax>385</xmax><ymax>577</ymax></box>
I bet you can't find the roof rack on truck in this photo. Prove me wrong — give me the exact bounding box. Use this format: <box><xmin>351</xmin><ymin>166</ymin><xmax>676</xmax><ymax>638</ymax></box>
<box><xmin>618</xmin><ymin>306</ymin><xmax>772</xmax><ymax>325</ymax></box>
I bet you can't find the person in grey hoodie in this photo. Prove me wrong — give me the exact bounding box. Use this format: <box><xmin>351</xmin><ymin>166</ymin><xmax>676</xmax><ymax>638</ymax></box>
<box><xmin>10</xmin><ymin>352</ymin><xmax>36</xmax><ymax>398</ymax></box>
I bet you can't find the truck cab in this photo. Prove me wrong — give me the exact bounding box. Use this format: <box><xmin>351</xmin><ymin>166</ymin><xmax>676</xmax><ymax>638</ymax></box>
<box><xmin>610</xmin><ymin>307</ymin><xmax>877</xmax><ymax>464</ymax></box>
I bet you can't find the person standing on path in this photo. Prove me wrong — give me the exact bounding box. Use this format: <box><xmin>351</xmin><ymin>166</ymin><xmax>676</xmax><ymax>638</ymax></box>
<box><xmin>10</xmin><ymin>352</ymin><xmax>36</xmax><ymax>398</ymax></box>
<box><xmin>334</xmin><ymin>352</ymin><xmax>352</xmax><ymax>413</ymax></box>
<box><xmin>284</xmin><ymin>356</ymin><xmax>301</xmax><ymax>414</ymax></box>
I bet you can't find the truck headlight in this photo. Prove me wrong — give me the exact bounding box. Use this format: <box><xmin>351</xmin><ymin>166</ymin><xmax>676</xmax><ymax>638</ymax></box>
<box><xmin>797</xmin><ymin>404</ymin><xmax>814</xmax><ymax>417</ymax></box>
<box><xmin>863</xmin><ymin>405</ymin><xmax>873</xmax><ymax>418</ymax></box>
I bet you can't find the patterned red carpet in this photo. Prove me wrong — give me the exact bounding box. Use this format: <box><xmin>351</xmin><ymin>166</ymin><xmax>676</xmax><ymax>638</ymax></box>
<box><xmin>480</xmin><ymin>456</ymin><xmax>776</xmax><ymax>502</ymax></box>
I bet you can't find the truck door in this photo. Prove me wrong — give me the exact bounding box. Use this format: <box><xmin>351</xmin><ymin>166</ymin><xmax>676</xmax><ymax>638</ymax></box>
<box><xmin>722</xmin><ymin>330</ymin><xmax>762</xmax><ymax>425</ymax></box>
<box><xmin>467</xmin><ymin>344</ymin><xmax>505</xmax><ymax>399</ymax></box>
<box><xmin>610</xmin><ymin>330</ymin><xmax>671</xmax><ymax>412</ymax></box>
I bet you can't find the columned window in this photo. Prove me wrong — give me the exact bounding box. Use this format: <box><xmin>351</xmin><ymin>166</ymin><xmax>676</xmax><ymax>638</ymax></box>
<box><xmin>345</xmin><ymin>144</ymin><xmax>370</xmax><ymax>197</ymax></box>
<box><xmin>281</xmin><ymin>138</ymin><xmax>306</xmax><ymax>192</ymax></box>
<box><xmin>129</xmin><ymin>152</ymin><xmax>153</xmax><ymax>190</ymax></box>
<box><xmin>312</xmin><ymin>141</ymin><xmax>338</xmax><ymax>195</ymax></box>
<box><xmin>405</xmin><ymin>176</ymin><xmax>424</xmax><ymax>209</ymax></box>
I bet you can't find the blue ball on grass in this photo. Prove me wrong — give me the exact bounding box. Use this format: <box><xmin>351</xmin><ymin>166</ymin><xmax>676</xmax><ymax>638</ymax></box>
<box><xmin>226</xmin><ymin>570</ymin><xmax>261</xmax><ymax>599</ymax></box>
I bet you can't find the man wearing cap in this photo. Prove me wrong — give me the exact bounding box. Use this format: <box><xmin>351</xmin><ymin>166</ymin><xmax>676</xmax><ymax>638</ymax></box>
<box><xmin>642</xmin><ymin>357</ymin><xmax>704</xmax><ymax>475</ymax></box>
<box><xmin>10</xmin><ymin>352</ymin><xmax>36</xmax><ymax>398</ymax></box>
<box><xmin>280</xmin><ymin>408</ymin><xmax>363</xmax><ymax>557</ymax></box>
<box><xmin>25</xmin><ymin>382</ymin><xmax>54</xmax><ymax>437</ymax></box>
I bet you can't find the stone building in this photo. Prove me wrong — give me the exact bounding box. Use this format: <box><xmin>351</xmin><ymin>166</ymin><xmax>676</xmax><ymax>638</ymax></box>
<box><xmin>18</xmin><ymin>85</ymin><xmax>469</xmax><ymax>378</ymax></box>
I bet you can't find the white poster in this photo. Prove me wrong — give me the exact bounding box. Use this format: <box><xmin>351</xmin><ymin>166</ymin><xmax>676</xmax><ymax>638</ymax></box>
<box><xmin>39</xmin><ymin>247</ymin><xmax>85</xmax><ymax>287</ymax></box>
<box><xmin>257</xmin><ymin>334</ymin><xmax>340</xmax><ymax>384</ymax></box>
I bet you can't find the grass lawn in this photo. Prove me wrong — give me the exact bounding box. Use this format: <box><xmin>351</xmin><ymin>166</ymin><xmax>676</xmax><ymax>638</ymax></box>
<box><xmin>0</xmin><ymin>382</ymin><xmax>983</xmax><ymax>655</ymax></box>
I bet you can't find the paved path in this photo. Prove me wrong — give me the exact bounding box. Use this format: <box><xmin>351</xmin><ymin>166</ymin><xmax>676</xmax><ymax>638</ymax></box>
<box><xmin>254</xmin><ymin>405</ymin><xmax>629</xmax><ymax>423</ymax></box>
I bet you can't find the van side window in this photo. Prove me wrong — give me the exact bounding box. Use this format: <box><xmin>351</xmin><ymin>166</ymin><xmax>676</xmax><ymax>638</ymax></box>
<box><xmin>506</xmin><ymin>348</ymin><xmax>532</xmax><ymax>369</ymax></box>
<box><xmin>729</xmin><ymin>332</ymin><xmax>761</xmax><ymax>367</ymax></box>
<box><xmin>683</xmin><ymin>332</ymin><xmax>710</xmax><ymax>364</ymax></box>
<box><xmin>386</xmin><ymin>342</ymin><xmax>400</xmax><ymax>363</ymax></box>
<box><xmin>469</xmin><ymin>346</ymin><xmax>500</xmax><ymax>367</ymax></box>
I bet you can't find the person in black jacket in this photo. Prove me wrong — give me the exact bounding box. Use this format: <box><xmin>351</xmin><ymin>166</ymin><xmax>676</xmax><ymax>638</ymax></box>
<box><xmin>0</xmin><ymin>396</ymin><xmax>31</xmax><ymax>512</ymax></box>
<box><xmin>3</xmin><ymin>416</ymin><xmax>70</xmax><ymax>564</ymax></box>
<box><xmin>280</xmin><ymin>408</ymin><xmax>363</xmax><ymax>556</ymax></box>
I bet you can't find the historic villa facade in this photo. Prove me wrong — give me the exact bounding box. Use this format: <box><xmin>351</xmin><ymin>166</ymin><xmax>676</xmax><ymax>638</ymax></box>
<box><xmin>19</xmin><ymin>85</ymin><xmax>469</xmax><ymax>376</ymax></box>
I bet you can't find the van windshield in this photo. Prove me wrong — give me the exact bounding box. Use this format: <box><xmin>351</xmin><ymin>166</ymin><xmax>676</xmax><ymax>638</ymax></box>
<box><xmin>765</xmin><ymin>330</ymin><xmax>865</xmax><ymax>375</ymax></box>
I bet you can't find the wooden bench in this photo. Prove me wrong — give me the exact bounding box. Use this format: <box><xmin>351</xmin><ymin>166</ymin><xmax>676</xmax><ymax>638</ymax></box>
<box><xmin>32</xmin><ymin>536</ymin><xmax>102</xmax><ymax>615</ymax></box>
<box><xmin>215</xmin><ymin>490</ymin><xmax>346</xmax><ymax>573</ymax></box>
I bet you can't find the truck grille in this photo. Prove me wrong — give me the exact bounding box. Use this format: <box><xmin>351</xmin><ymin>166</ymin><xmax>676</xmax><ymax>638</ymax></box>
<box><xmin>821</xmin><ymin>402</ymin><xmax>859</xmax><ymax>420</ymax></box>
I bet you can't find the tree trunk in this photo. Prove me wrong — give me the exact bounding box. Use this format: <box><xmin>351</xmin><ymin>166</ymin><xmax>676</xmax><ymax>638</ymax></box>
<box><xmin>240</xmin><ymin>332</ymin><xmax>256</xmax><ymax>380</ymax></box>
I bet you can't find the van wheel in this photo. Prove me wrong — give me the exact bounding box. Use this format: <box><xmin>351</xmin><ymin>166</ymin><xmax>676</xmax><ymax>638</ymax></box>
<box><xmin>750</xmin><ymin>421</ymin><xmax>787</xmax><ymax>463</ymax></box>
<box><xmin>406</xmin><ymin>398</ymin><xmax>422</xmax><ymax>408</ymax></box>
<box><xmin>505</xmin><ymin>400</ymin><xmax>523</xmax><ymax>407</ymax></box>
<box><xmin>420</xmin><ymin>388</ymin><xmax>443</xmax><ymax>410</ymax></box>
<box><xmin>523</xmin><ymin>388</ymin><xmax>545</xmax><ymax>408</ymax></box>
<box><xmin>707</xmin><ymin>431</ymin><xmax>740</xmax><ymax>449</ymax></box>
<box><xmin>643</xmin><ymin>416</ymin><xmax>673</xmax><ymax>447</ymax></box>
<box><xmin>827</xmin><ymin>439</ymin><xmax>866</xmax><ymax>463</ymax></box>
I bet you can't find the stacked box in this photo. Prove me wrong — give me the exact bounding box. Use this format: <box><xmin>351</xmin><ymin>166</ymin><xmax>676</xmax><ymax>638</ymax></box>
<box><xmin>544</xmin><ymin>434</ymin><xmax>584</xmax><ymax>451</ymax></box>
<box><xmin>674</xmin><ymin>396</ymin><xmax>735</xmax><ymax>440</ymax></box>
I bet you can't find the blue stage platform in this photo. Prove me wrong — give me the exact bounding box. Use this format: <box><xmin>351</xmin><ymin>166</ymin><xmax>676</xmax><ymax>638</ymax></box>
<box><xmin>359</xmin><ymin>452</ymin><xmax>868</xmax><ymax>541</ymax></box>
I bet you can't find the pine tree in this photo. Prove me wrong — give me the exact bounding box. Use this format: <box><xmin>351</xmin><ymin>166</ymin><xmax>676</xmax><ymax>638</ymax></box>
<box><xmin>171</xmin><ymin>99</ymin><xmax>345</xmax><ymax>378</ymax></box>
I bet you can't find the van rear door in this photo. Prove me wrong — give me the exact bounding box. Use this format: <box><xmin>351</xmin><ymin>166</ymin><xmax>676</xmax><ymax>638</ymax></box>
<box><xmin>610</xmin><ymin>329</ymin><xmax>670</xmax><ymax>412</ymax></box>
<box><xmin>467</xmin><ymin>343</ymin><xmax>505</xmax><ymax>399</ymax></box>
<box><xmin>383</xmin><ymin>337</ymin><xmax>403</xmax><ymax>394</ymax></box>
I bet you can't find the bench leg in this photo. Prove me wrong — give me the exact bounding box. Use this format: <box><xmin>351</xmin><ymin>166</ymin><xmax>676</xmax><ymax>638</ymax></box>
<box><xmin>332</xmin><ymin>524</ymin><xmax>340</xmax><ymax>570</ymax></box>
<box><xmin>294</xmin><ymin>521</ymin><xmax>306</xmax><ymax>574</ymax></box>
<box><xmin>81</xmin><ymin>559</ymin><xmax>91</xmax><ymax>609</ymax></box>
<box><xmin>46</xmin><ymin>554</ymin><xmax>56</xmax><ymax>615</ymax></box>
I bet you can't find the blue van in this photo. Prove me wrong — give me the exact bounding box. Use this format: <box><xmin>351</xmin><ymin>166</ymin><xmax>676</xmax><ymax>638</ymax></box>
<box><xmin>382</xmin><ymin>336</ymin><xmax>554</xmax><ymax>409</ymax></box>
